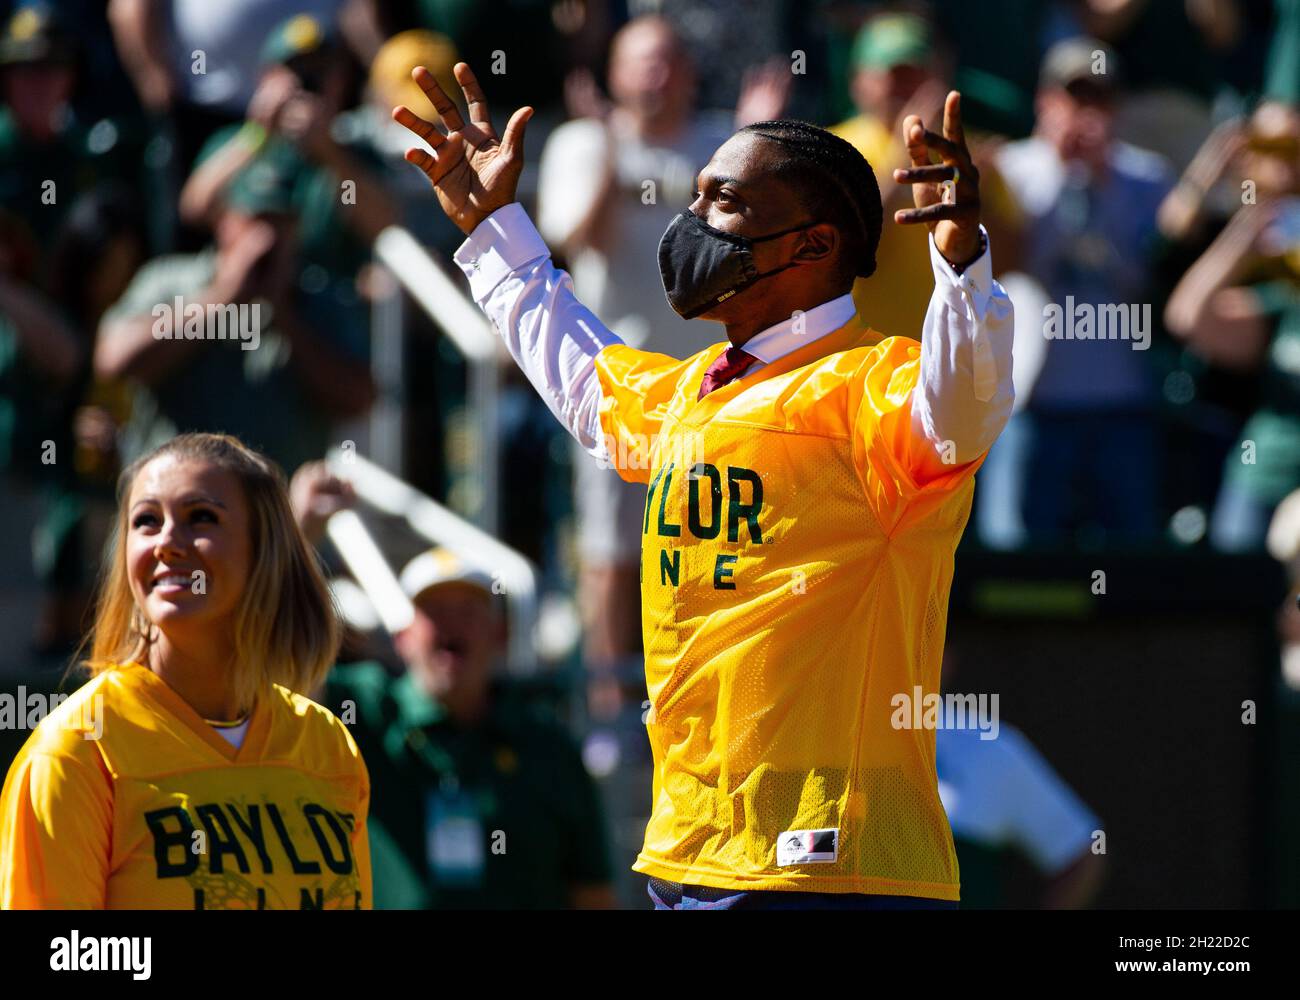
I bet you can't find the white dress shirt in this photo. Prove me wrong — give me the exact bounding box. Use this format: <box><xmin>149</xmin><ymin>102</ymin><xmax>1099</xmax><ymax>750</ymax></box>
<box><xmin>454</xmin><ymin>202</ymin><xmax>1015</xmax><ymax>477</ymax></box>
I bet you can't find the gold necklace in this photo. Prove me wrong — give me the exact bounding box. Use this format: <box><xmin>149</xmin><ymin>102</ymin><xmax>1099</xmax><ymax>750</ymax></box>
<box><xmin>204</xmin><ymin>714</ymin><xmax>249</xmax><ymax>729</ymax></box>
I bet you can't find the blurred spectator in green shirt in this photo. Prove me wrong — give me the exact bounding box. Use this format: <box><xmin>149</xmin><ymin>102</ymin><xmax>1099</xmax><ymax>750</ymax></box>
<box><xmin>93</xmin><ymin>155</ymin><xmax>375</xmax><ymax>473</ymax></box>
<box><xmin>177</xmin><ymin>14</ymin><xmax>398</xmax><ymax>313</ymax></box>
<box><xmin>1166</xmin><ymin>100</ymin><xmax>1300</xmax><ymax>551</ymax></box>
<box><xmin>315</xmin><ymin>531</ymin><xmax>616</xmax><ymax>910</ymax></box>
<box><xmin>0</xmin><ymin>5</ymin><xmax>138</xmax><ymax>275</ymax></box>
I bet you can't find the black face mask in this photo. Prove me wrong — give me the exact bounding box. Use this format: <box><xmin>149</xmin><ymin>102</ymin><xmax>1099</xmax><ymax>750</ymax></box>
<box><xmin>657</xmin><ymin>211</ymin><xmax>816</xmax><ymax>320</ymax></box>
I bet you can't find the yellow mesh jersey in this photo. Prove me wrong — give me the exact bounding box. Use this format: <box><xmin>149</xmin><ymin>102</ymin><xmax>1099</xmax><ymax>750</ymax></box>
<box><xmin>0</xmin><ymin>662</ymin><xmax>371</xmax><ymax>909</ymax></box>
<box><xmin>595</xmin><ymin>315</ymin><xmax>982</xmax><ymax>899</ymax></box>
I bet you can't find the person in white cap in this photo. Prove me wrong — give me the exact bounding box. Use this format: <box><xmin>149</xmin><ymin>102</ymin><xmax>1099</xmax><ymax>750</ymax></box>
<box><xmin>325</xmin><ymin>547</ymin><xmax>617</xmax><ymax>909</ymax></box>
<box><xmin>391</xmin><ymin>547</ymin><xmax>502</xmax><ymax>726</ymax></box>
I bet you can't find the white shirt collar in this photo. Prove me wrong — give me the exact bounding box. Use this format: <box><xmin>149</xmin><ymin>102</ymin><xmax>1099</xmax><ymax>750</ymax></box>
<box><xmin>739</xmin><ymin>292</ymin><xmax>857</xmax><ymax>365</ymax></box>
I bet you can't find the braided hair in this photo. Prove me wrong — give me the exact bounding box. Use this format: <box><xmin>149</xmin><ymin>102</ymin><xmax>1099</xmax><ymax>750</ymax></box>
<box><xmin>739</xmin><ymin>119</ymin><xmax>883</xmax><ymax>282</ymax></box>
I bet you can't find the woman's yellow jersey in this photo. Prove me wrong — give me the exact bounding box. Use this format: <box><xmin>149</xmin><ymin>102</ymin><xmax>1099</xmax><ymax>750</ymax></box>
<box><xmin>0</xmin><ymin>663</ymin><xmax>371</xmax><ymax>909</ymax></box>
<box><xmin>595</xmin><ymin>316</ymin><xmax>981</xmax><ymax>900</ymax></box>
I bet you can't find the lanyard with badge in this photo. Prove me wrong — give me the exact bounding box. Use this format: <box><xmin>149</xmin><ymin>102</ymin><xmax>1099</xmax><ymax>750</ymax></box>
<box><xmin>404</xmin><ymin>727</ymin><xmax>486</xmax><ymax>888</ymax></box>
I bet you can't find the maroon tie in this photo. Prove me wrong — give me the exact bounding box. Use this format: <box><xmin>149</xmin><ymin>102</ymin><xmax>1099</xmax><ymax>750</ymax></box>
<box><xmin>697</xmin><ymin>346</ymin><xmax>758</xmax><ymax>400</ymax></box>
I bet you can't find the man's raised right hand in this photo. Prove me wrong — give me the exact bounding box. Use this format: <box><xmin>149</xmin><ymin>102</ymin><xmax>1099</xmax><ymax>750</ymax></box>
<box><xmin>393</xmin><ymin>62</ymin><xmax>534</xmax><ymax>236</ymax></box>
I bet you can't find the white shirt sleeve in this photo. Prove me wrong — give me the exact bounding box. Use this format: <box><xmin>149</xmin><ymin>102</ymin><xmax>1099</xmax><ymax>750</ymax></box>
<box><xmin>910</xmin><ymin>228</ymin><xmax>1016</xmax><ymax>475</ymax></box>
<box><xmin>452</xmin><ymin>203</ymin><xmax>622</xmax><ymax>462</ymax></box>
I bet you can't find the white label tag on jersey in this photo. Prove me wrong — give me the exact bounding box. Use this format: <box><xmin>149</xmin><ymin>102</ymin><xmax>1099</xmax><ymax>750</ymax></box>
<box><xmin>776</xmin><ymin>828</ymin><xmax>839</xmax><ymax>865</ymax></box>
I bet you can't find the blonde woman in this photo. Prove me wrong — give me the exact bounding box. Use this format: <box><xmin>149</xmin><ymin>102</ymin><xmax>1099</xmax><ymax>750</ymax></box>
<box><xmin>0</xmin><ymin>433</ymin><xmax>371</xmax><ymax>909</ymax></box>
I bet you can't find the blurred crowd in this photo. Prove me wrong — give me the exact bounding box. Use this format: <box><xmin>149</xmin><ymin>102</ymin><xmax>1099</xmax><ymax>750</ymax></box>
<box><xmin>1</xmin><ymin>0</ymin><xmax>1299</xmax><ymax>908</ymax></box>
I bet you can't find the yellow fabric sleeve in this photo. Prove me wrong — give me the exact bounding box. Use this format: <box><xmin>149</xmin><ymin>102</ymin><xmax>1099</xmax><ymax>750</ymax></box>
<box><xmin>0</xmin><ymin>746</ymin><xmax>113</xmax><ymax>909</ymax></box>
<box><xmin>847</xmin><ymin>336</ymin><xmax>984</xmax><ymax>533</ymax></box>
<box><xmin>349</xmin><ymin>736</ymin><xmax>373</xmax><ymax>910</ymax></box>
<box><xmin>594</xmin><ymin>344</ymin><xmax>700</xmax><ymax>485</ymax></box>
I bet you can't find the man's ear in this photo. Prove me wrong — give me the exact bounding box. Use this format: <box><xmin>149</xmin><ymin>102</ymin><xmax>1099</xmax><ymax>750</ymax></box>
<box><xmin>794</xmin><ymin>222</ymin><xmax>839</xmax><ymax>264</ymax></box>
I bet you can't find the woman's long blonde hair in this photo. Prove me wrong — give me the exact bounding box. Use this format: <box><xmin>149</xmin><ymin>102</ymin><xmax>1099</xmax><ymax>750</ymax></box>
<box><xmin>84</xmin><ymin>433</ymin><xmax>339</xmax><ymax>713</ymax></box>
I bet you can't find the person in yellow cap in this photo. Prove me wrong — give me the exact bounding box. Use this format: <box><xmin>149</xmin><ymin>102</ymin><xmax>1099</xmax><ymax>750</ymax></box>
<box><xmin>330</xmin><ymin>29</ymin><xmax>466</xmax><ymax>254</ymax></box>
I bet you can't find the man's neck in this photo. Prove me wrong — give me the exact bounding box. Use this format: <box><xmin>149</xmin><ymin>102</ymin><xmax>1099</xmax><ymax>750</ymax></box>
<box><xmin>724</xmin><ymin>289</ymin><xmax>851</xmax><ymax>349</ymax></box>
